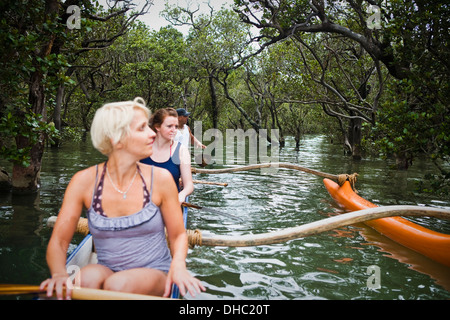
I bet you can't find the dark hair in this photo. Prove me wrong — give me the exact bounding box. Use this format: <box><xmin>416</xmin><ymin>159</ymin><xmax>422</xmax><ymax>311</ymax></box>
<box><xmin>149</xmin><ymin>107</ymin><xmax>178</xmax><ymax>131</ymax></box>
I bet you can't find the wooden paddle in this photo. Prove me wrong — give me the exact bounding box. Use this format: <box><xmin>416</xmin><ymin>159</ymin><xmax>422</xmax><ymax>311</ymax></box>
<box><xmin>181</xmin><ymin>202</ymin><xmax>243</xmax><ymax>222</ymax></box>
<box><xmin>0</xmin><ymin>284</ymin><xmax>172</xmax><ymax>300</ymax></box>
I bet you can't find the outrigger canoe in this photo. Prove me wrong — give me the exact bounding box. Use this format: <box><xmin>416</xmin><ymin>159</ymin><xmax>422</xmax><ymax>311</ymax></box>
<box><xmin>323</xmin><ymin>178</ymin><xmax>450</xmax><ymax>268</ymax></box>
<box><xmin>64</xmin><ymin>200</ymin><xmax>190</xmax><ymax>299</ymax></box>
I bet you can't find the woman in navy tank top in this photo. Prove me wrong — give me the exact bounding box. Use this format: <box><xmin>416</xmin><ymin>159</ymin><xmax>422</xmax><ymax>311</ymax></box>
<box><xmin>40</xmin><ymin>98</ymin><xmax>204</xmax><ymax>299</ymax></box>
<box><xmin>140</xmin><ymin>108</ymin><xmax>194</xmax><ymax>204</ymax></box>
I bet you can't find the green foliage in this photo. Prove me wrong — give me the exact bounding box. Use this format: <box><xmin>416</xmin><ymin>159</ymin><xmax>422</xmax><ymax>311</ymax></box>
<box><xmin>1</xmin><ymin>0</ymin><xmax>448</xmax><ymax>194</ymax></box>
<box><xmin>0</xmin><ymin>0</ymin><xmax>71</xmax><ymax>167</ymax></box>
<box><xmin>416</xmin><ymin>171</ymin><xmax>450</xmax><ymax>197</ymax></box>
<box><xmin>0</xmin><ymin>106</ymin><xmax>60</xmax><ymax>166</ymax></box>
<box><xmin>368</xmin><ymin>78</ymin><xmax>449</xmax><ymax>192</ymax></box>
<box><xmin>234</xmin><ymin>0</ymin><xmax>449</xmax><ymax>191</ymax></box>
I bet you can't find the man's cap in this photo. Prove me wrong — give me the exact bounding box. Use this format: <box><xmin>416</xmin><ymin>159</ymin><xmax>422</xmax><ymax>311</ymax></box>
<box><xmin>176</xmin><ymin>108</ymin><xmax>191</xmax><ymax>116</ymax></box>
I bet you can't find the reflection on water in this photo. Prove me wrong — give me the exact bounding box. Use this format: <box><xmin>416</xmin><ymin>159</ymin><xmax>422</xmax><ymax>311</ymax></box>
<box><xmin>0</xmin><ymin>135</ymin><xmax>449</xmax><ymax>299</ymax></box>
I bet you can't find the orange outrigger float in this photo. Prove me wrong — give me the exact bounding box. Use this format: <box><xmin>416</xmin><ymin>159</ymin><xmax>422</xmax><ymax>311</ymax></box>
<box><xmin>323</xmin><ymin>178</ymin><xmax>450</xmax><ymax>268</ymax></box>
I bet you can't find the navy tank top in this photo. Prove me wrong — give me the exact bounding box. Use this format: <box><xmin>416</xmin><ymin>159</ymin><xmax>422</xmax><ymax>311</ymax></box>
<box><xmin>140</xmin><ymin>142</ymin><xmax>181</xmax><ymax>191</ymax></box>
<box><xmin>87</xmin><ymin>164</ymin><xmax>172</xmax><ymax>273</ymax></box>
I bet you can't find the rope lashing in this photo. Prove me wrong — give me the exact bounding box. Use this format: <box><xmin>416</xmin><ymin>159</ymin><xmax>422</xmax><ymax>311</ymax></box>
<box><xmin>187</xmin><ymin>229</ymin><xmax>202</xmax><ymax>248</ymax></box>
<box><xmin>337</xmin><ymin>173</ymin><xmax>359</xmax><ymax>190</ymax></box>
<box><xmin>75</xmin><ymin>217</ymin><xmax>90</xmax><ymax>236</ymax></box>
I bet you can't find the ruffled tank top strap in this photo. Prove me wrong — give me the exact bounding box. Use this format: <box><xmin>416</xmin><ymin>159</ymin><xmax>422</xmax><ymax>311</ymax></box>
<box><xmin>91</xmin><ymin>162</ymin><xmax>108</xmax><ymax>216</ymax></box>
<box><xmin>137</xmin><ymin>163</ymin><xmax>151</xmax><ymax>207</ymax></box>
<box><xmin>149</xmin><ymin>165</ymin><xmax>154</xmax><ymax>198</ymax></box>
<box><xmin>90</xmin><ymin>164</ymin><xmax>99</xmax><ymax>204</ymax></box>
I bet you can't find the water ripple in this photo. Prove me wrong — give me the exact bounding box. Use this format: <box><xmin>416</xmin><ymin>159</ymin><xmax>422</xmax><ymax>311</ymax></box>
<box><xmin>186</xmin><ymin>135</ymin><xmax>450</xmax><ymax>299</ymax></box>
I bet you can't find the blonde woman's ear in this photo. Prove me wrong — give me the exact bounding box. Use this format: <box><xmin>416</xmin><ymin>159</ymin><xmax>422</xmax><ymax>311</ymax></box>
<box><xmin>110</xmin><ymin>137</ymin><xmax>125</xmax><ymax>150</ymax></box>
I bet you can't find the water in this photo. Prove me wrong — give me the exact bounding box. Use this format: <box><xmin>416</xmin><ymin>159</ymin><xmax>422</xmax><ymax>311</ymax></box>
<box><xmin>1</xmin><ymin>135</ymin><xmax>449</xmax><ymax>299</ymax></box>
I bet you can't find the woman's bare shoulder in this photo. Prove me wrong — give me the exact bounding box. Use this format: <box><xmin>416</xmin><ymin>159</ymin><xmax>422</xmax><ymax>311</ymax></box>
<box><xmin>72</xmin><ymin>164</ymin><xmax>99</xmax><ymax>179</ymax></box>
<box><xmin>139</xmin><ymin>163</ymin><xmax>172</xmax><ymax>185</ymax></box>
<box><xmin>142</xmin><ymin>164</ymin><xmax>175</xmax><ymax>189</ymax></box>
<box><xmin>68</xmin><ymin>164</ymin><xmax>101</xmax><ymax>192</ymax></box>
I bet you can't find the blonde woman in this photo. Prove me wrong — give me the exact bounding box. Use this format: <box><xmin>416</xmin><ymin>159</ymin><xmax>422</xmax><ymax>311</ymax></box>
<box><xmin>140</xmin><ymin>108</ymin><xmax>193</xmax><ymax>203</ymax></box>
<box><xmin>40</xmin><ymin>98</ymin><xmax>205</xmax><ymax>299</ymax></box>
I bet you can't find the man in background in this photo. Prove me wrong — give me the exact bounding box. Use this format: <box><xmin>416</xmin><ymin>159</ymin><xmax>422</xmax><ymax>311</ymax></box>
<box><xmin>175</xmin><ymin>108</ymin><xmax>206</xmax><ymax>149</ymax></box>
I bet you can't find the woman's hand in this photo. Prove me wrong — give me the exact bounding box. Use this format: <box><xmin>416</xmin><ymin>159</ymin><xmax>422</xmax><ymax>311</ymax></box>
<box><xmin>163</xmin><ymin>263</ymin><xmax>205</xmax><ymax>298</ymax></box>
<box><xmin>39</xmin><ymin>273</ymin><xmax>72</xmax><ymax>300</ymax></box>
<box><xmin>178</xmin><ymin>192</ymin><xmax>187</xmax><ymax>204</ymax></box>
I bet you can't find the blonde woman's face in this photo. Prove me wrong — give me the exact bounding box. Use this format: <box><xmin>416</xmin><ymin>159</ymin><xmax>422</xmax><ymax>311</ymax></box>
<box><xmin>121</xmin><ymin>109</ymin><xmax>156</xmax><ymax>158</ymax></box>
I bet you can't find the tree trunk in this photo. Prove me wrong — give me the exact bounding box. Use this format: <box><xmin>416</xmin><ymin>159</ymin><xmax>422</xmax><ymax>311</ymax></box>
<box><xmin>13</xmin><ymin>135</ymin><xmax>45</xmax><ymax>192</ymax></box>
<box><xmin>208</xmin><ymin>75</ymin><xmax>218</xmax><ymax>128</ymax></box>
<box><xmin>52</xmin><ymin>83</ymin><xmax>64</xmax><ymax>148</ymax></box>
<box><xmin>13</xmin><ymin>67</ymin><xmax>47</xmax><ymax>192</ymax></box>
<box><xmin>349</xmin><ymin>117</ymin><xmax>362</xmax><ymax>160</ymax></box>
<box><xmin>394</xmin><ymin>152</ymin><xmax>413</xmax><ymax>170</ymax></box>
<box><xmin>11</xmin><ymin>0</ymin><xmax>58</xmax><ymax>192</ymax></box>
<box><xmin>294</xmin><ymin>128</ymin><xmax>301</xmax><ymax>150</ymax></box>
<box><xmin>0</xmin><ymin>167</ymin><xmax>12</xmax><ymax>191</ymax></box>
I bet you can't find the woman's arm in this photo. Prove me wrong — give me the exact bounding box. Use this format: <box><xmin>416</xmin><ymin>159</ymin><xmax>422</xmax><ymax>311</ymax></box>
<box><xmin>178</xmin><ymin>145</ymin><xmax>194</xmax><ymax>203</ymax></box>
<box><xmin>40</xmin><ymin>168</ymin><xmax>92</xmax><ymax>299</ymax></box>
<box><xmin>154</xmin><ymin>168</ymin><xmax>205</xmax><ymax>297</ymax></box>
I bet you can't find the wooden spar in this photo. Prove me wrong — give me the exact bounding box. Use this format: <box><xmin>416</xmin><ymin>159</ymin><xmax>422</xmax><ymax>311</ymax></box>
<box><xmin>193</xmin><ymin>179</ymin><xmax>228</xmax><ymax>186</ymax></box>
<box><xmin>48</xmin><ymin>205</ymin><xmax>450</xmax><ymax>247</ymax></box>
<box><xmin>47</xmin><ymin>215</ymin><xmax>89</xmax><ymax>235</ymax></box>
<box><xmin>191</xmin><ymin>162</ymin><xmax>357</xmax><ymax>185</ymax></box>
<box><xmin>192</xmin><ymin>162</ymin><xmax>337</xmax><ymax>178</ymax></box>
<box><xmin>182</xmin><ymin>202</ymin><xmax>243</xmax><ymax>222</ymax></box>
<box><xmin>189</xmin><ymin>205</ymin><xmax>450</xmax><ymax>247</ymax></box>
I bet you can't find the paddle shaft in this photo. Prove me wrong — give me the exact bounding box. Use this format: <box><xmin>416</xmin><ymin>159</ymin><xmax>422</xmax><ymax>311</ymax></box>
<box><xmin>193</xmin><ymin>205</ymin><xmax>450</xmax><ymax>247</ymax></box>
<box><xmin>193</xmin><ymin>179</ymin><xmax>228</xmax><ymax>186</ymax></box>
<box><xmin>0</xmin><ymin>284</ymin><xmax>171</xmax><ymax>300</ymax></box>
<box><xmin>182</xmin><ymin>202</ymin><xmax>243</xmax><ymax>221</ymax></box>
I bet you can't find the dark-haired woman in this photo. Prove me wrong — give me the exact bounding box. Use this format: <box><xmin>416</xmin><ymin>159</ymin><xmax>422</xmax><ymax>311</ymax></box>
<box><xmin>140</xmin><ymin>108</ymin><xmax>194</xmax><ymax>204</ymax></box>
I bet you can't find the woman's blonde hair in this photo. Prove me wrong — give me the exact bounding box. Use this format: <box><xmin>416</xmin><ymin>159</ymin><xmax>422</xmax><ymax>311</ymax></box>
<box><xmin>90</xmin><ymin>97</ymin><xmax>150</xmax><ymax>155</ymax></box>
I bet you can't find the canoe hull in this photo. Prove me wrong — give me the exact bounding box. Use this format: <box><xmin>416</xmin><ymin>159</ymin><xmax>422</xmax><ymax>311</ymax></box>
<box><xmin>323</xmin><ymin>178</ymin><xmax>450</xmax><ymax>268</ymax></box>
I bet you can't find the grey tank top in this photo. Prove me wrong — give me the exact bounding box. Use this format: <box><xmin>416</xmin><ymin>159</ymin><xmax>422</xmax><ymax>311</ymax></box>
<box><xmin>87</xmin><ymin>164</ymin><xmax>172</xmax><ymax>273</ymax></box>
